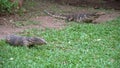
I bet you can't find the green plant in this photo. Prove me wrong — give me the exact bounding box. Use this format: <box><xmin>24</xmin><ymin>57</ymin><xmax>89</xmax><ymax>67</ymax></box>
<box><xmin>0</xmin><ymin>17</ymin><xmax>120</xmax><ymax>68</ymax></box>
<box><xmin>0</xmin><ymin>0</ymin><xmax>18</xmax><ymax>13</ymax></box>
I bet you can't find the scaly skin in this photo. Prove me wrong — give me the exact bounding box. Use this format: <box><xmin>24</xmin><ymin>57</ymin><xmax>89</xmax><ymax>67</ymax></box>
<box><xmin>6</xmin><ymin>35</ymin><xmax>47</xmax><ymax>47</ymax></box>
<box><xmin>44</xmin><ymin>10</ymin><xmax>105</xmax><ymax>23</ymax></box>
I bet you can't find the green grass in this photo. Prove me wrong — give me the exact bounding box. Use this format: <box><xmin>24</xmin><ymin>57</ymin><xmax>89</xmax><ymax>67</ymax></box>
<box><xmin>0</xmin><ymin>18</ymin><xmax>120</xmax><ymax>68</ymax></box>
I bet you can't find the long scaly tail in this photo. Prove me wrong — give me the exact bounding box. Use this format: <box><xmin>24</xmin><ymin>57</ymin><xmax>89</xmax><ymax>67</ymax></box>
<box><xmin>44</xmin><ymin>10</ymin><xmax>67</xmax><ymax>19</ymax></box>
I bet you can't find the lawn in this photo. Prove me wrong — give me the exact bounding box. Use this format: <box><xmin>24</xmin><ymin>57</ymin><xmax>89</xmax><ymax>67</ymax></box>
<box><xmin>0</xmin><ymin>18</ymin><xmax>120</xmax><ymax>68</ymax></box>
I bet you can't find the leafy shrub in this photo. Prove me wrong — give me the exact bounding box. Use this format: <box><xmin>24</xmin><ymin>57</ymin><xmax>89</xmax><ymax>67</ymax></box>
<box><xmin>0</xmin><ymin>0</ymin><xmax>18</xmax><ymax>13</ymax></box>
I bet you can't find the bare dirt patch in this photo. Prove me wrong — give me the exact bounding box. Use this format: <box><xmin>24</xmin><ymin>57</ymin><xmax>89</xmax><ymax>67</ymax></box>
<box><xmin>0</xmin><ymin>0</ymin><xmax>120</xmax><ymax>39</ymax></box>
<box><xmin>56</xmin><ymin>0</ymin><xmax>120</xmax><ymax>10</ymax></box>
<box><xmin>93</xmin><ymin>12</ymin><xmax>120</xmax><ymax>23</ymax></box>
<box><xmin>0</xmin><ymin>12</ymin><xmax>119</xmax><ymax>39</ymax></box>
<box><xmin>31</xmin><ymin>16</ymin><xmax>66</xmax><ymax>29</ymax></box>
<box><xmin>0</xmin><ymin>16</ymin><xmax>66</xmax><ymax>39</ymax></box>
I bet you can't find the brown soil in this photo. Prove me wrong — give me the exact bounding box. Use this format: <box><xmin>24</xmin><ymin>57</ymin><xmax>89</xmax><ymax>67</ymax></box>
<box><xmin>93</xmin><ymin>12</ymin><xmax>120</xmax><ymax>23</ymax></box>
<box><xmin>0</xmin><ymin>0</ymin><xmax>120</xmax><ymax>39</ymax></box>
<box><xmin>31</xmin><ymin>16</ymin><xmax>66</xmax><ymax>29</ymax></box>
<box><xmin>0</xmin><ymin>12</ymin><xmax>119</xmax><ymax>39</ymax></box>
<box><xmin>0</xmin><ymin>16</ymin><xmax>66</xmax><ymax>39</ymax></box>
<box><xmin>57</xmin><ymin>0</ymin><xmax>120</xmax><ymax>10</ymax></box>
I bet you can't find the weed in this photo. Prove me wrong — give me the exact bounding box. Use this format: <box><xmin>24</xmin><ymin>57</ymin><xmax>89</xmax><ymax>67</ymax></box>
<box><xmin>0</xmin><ymin>0</ymin><xmax>18</xmax><ymax>13</ymax></box>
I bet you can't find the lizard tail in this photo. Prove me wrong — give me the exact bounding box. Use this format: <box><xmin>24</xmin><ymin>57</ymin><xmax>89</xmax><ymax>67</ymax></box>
<box><xmin>44</xmin><ymin>10</ymin><xmax>67</xmax><ymax>19</ymax></box>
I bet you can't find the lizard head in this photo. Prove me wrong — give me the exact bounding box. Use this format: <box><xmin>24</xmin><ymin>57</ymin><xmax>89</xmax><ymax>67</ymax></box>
<box><xmin>66</xmin><ymin>16</ymin><xmax>74</xmax><ymax>21</ymax></box>
<box><xmin>94</xmin><ymin>12</ymin><xmax>105</xmax><ymax>16</ymax></box>
<box><xmin>30</xmin><ymin>37</ymin><xmax>47</xmax><ymax>45</ymax></box>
